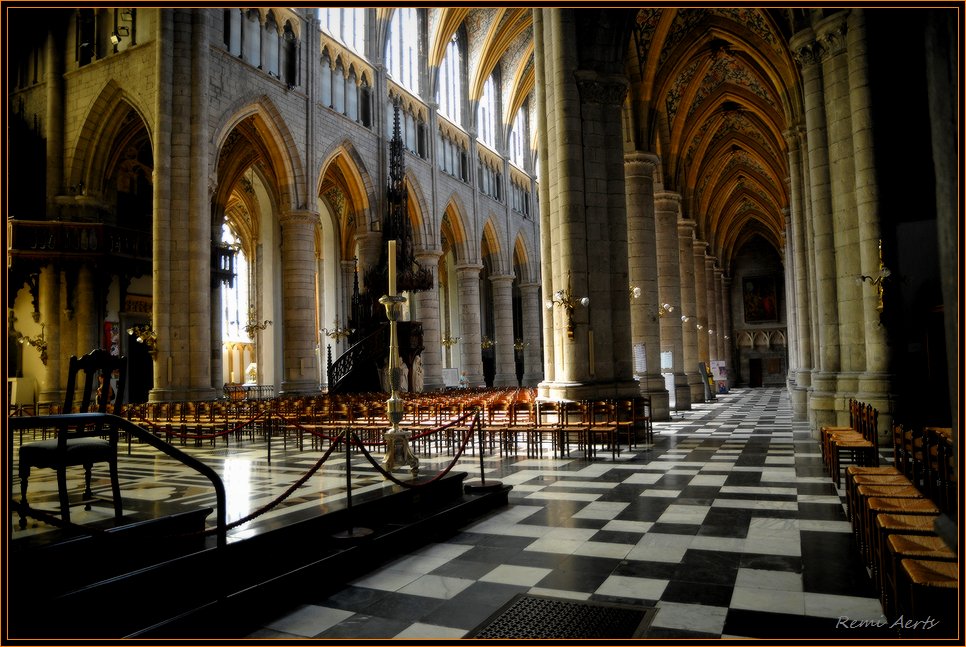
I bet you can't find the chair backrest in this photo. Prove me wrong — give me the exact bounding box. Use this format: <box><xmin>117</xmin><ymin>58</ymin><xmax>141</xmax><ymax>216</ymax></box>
<box><xmin>63</xmin><ymin>349</ymin><xmax>128</xmax><ymax>413</ymax></box>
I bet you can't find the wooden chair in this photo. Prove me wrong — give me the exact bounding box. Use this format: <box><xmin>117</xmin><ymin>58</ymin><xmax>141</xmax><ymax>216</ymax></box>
<box><xmin>18</xmin><ymin>349</ymin><xmax>127</xmax><ymax>529</ymax></box>
<box><xmin>829</xmin><ymin>404</ymin><xmax>879</xmax><ymax>488</ymax></box>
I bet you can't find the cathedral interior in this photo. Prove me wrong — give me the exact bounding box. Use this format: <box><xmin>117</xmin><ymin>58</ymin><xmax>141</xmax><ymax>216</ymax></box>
<box><xmin>4</xmin><ymin>6</ymin><xmax>961</xmax><ymax>641</ymax></box>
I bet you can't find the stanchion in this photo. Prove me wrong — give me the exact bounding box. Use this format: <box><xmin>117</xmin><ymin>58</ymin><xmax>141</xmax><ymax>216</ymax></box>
<box><xmin>464</xmin><ymin>410</ymin><xmax>503</xmax><ymax>493</ymax></box>
<box><xmin>333</xmin><ymin>427</ymin><xmax>373</xmax><ymax>540</ymax></box>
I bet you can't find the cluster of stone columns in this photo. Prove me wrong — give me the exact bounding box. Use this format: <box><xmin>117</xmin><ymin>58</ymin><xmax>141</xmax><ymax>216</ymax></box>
<box><xmin>787</xmin><ymin>9</ymin><xmax>892</xmax><ymax>435</ymax></box>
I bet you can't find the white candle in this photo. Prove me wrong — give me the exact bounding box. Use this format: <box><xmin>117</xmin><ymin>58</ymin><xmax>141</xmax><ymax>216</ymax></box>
<box><xmin>388</xmin><ymin>239</ymin><xmax>397</xmax><ymax>296</ymax></box>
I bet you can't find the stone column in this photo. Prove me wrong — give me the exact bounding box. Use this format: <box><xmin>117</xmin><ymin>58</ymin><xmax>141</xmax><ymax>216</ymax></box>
<box><xmin>820</xmin><ymin>13</ymin><xmax>864</xmax><ymax>408</ymax></box>
<box><xmin>625</xmin><ymin>152</ymin><xmax>669</xmax><ymax>419</ymax></box>
<box><xmin>848</xmin><ymin>9</ymin><xmax>892</xmax><ymax>422</ymax></box>
<box><xmin>654</xmin><ymin>190</ymin><xmax>689</xmax><ymax>410</ymax></box>
<box><xmin>490</xmin><ymin>274</ymin><xmax>517</xmax><ymax>387</ymax></box>
<box><xmin>456</xmin><ymin>263</ymin><xmax>484</xmax><ymax>386</ymax></box>
<box><xmin>533</xmin><ymin>9</ymin><xmax>637</xmax><ymax>401</ymax></box>
<box><xmin>692</xmin><ymin>240</ymin><xmax>710</xmax><ymax>364</ymax></box>
<box><xmin>785</xmin><ymin>126</ymin><xmax>813</xmax><ymax>419</ymax></box>
<box><xmin>45</xmin><ymin>28</ymin><xmax>65</xmax><ymax>204</ymax></box>
<box><xmin>704</xmin><ymin>258</ymin><xmax>719</xmax><ymax>400</ymax></box>
<box><xmin>782</xmin><ymin>207</ymin><xmax>799</xmax><ymax>388</ymax></box>
<box><xmin>415</xmin><ymin>250</ymin><xmax>443</xmax><ymax>391</ymax></box>
<box><xmin>721</xmin><ymin>275</ymin><xmax>734</xmax><ymax>387</ymax></box>
<box><xmin>37</xmin><ymin>265</ymin><xmax>61</xmax><ymax>403</ymax></box>
<box><xmin>75</xmin><ymin>264</ymin><xmax>96</xmax><ymax>356</ymax></box>
<box><xmin>678</xmin><ymin>219</ymin><xmax>703</xmax><ymax>403</ymax></box>
<box><xmin>792</xmin><ymin>23</ymin><xmax>841</xmax><ymax>430</ymax></box>
<box><xmin>519</xmin><ymin>282</ymin><xmax>543</xmax><ymax>386</ymax></box>
<box><xmin>151</xmin><ymin>9</ymin><xmax>174</xmax><ymax>400</ymax></box>
<box><xmin>278</xmin><ymin>210</ymin><xmax>319</xmax><ymax>394</ymax></box>
<box><xmin>713</xmin><ymin>265</ymin><xmax>725</xmax><ymax>362</ymax></box>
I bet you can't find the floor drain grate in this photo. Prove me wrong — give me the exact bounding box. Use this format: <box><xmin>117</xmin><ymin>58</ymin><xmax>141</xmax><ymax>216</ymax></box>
<box><xmin>466</xmin><ymin>593</ymin><xmax>657</xmax><ymax>639</ymax></box>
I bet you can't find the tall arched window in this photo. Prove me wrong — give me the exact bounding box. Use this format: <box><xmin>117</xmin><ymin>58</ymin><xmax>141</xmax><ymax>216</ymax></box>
<box><xmin>221</xmin><ymin>223</ymin><xmax>249</xmax><ymax>342</ymax></box>
<box><xmin>319</xmin><ymin>8</ymin><xmax>365</xmax><ymax>54</ymax></box>
<box><xmin>509</xmin><ymin>105</ymin><xmax>527</xmax><ymax>168</ymax></box>
<box><xmin>437</xmin><ymin>34</ymin><xmax>462</xmax><ymax>125</ymax></box>
<box><xmin>477</xmin><ymin>73</ymin><xmax>497</xmax><ymax>148</ymax></box>
<box><xmin>387</xmin><ymin>8</ymin><xmax>418</xmax><ymax>94</ymax></box>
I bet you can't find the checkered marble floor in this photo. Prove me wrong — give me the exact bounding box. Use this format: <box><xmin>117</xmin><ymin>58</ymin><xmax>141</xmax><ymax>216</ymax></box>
<box><xmin>11</xmin><ymin>388</ymin><xmax>900</xmax><ymax>639</ymax></box>
<box><xmin>238</xmin><ymin>388</ymin><xmax>892</xmax><ymax>640</ymax></box>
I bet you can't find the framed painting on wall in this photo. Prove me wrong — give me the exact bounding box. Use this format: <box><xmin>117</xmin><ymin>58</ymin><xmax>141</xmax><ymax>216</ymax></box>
<box><xmin>742</xmin><ymin>275</ymin><xmax>778</xmax><ymax>323</ymax></box>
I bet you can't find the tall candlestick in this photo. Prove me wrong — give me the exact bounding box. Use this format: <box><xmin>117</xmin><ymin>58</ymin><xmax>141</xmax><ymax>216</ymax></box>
<box><xmin>388</xmin><ymin>239</ymin><xmax>397</xmax><ymax>296</ymax></box>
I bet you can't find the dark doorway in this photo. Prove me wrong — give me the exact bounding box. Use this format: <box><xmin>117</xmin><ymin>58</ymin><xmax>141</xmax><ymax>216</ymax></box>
<box><xmin>749</xmin><ymin>358</ymin><xmax>763</xmax><ymax>387</ymax></box>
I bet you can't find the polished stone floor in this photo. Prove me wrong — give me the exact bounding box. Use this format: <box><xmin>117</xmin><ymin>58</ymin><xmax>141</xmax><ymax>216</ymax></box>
<box><xmin>11</xmin><ymin>388</ymin><xmax>906</xmax><ymax>640</ymax></box>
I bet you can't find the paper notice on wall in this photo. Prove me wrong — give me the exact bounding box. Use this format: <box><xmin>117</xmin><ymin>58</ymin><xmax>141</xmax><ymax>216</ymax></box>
<box><xmin>634</xmin><ymin>343</ymin><xmax>646</xmax><ymax>374</ymax></box>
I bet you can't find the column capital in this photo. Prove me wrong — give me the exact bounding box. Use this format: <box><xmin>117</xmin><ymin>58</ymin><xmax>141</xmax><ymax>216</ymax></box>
<box><xmin>654</xmin><ymin>189</ymin><xmax>681</xmax><ymax>205</ymax></box>
<box><xmin>518</xmin><ymin>282</ymin><xmax>541</xmax><ymax>294</ymax></box>
<box><xmin>278</xmin><ymin>209</ymin><xmax>318</xmax><ymax>226</ymax></box>
<box><xmin>489</xmin><ymin>273</ymin><xmax>516</xmax><ymax>285</ymax></box>
<box><xmin>677</xmin><ymin>218</ymin><xmax>697</xmax><ymax>236</ymax></box>
<box><xmin>414</xmin><ymin>249</ymin><xmax>443</xmax><ymax>267</ymax></box>
<box><xmin>455</xmin><ymin>262</ymin><xmax>484</xmax><ymax>276</ymax></box>
<box><xmin>624</xmin><ymin>150</ymin><xmax>661</xmax><ymax>169</ymax></box>
<box><xmin>693</xmin><ymin>238</ymin><xmax>709</xmax><ymax>255</ymax></box>
<box><xmin>574</xmin><ymin>70</ymin><xmax>628</xmax><ymax>106</ymax></box>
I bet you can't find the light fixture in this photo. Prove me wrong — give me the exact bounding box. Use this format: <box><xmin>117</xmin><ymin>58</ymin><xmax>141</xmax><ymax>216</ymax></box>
<box><xmin>480</xmin><ymin>335</ymin><xmax>496</xmax><ymax>350</ymax></box>
<box><xmin>857</xmin><ymin>239</ymin><xmax>891</xmax><ymax>312</ymax></box>
<box><xmin>244</xmin><ymin>304</ymin><xmax>272</xmax><ymax>340</ymax></box>
<box><xmin>441</xmin><ymin>335</ymin><xmax>460</xmax><ymax>347</ymax></box>
<box><xmin>321</xmin><ymin>316</ymin><xmax>354</xmax><ymax>342</ymax></box>
<box><xmin>708</xmin><ymin>329</ymin><xmax>715</xmax><ymax>335</ymax></box>
<box><xmin>18</xmin><ymin>322</ymin><xmax>48</xmax><ymax>366</ymax></box>
<box><xmin>545</xmin><ymin>272</ymin><xmax>589</xmax><ymax>340</ymax></box>
<box><xmin>110</xmin><ymin>26</ymin><xmax>129</xmax><ymax>45</ymax></box>
<box><xmin>696</xmin><ymin>323</ymin><xmax>704</xmax><ymax>330</ymax></box>
<box><xmin>680</xmin><ymin>314</ymin><xmax>692</xmax><ymax>323</ymax></box>
<box><xmin>629</xmin><ymin>286</ymin><xmax>641</xmax><ymax>300</ymax></box>
<box><xmin>658</xmin><ymin>303</ymin><xmax>674</xmax><ymax>317</ymax></box>
<box><xmin>127</xmin><ymin>323</ymin><xmax>159</xmax><ymax>360</ymax></box>
<box><xmin>513</xmin><ymin>338</ymin><xmax>529</xmax><ymax>352</ymax></box>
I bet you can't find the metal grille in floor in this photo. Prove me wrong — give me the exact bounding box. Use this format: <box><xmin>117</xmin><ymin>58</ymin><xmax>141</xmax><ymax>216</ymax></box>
<box><xmin>466</xmin><ymin>593</ymin><xmax>657</xmax><ymax>639</ymax></box>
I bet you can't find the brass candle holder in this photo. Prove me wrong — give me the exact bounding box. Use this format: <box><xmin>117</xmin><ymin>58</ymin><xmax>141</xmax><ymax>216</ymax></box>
<box><xmin>379</xmin><ymin>294</ymin><xmax>419</xmax><ymax>476</ymax></box>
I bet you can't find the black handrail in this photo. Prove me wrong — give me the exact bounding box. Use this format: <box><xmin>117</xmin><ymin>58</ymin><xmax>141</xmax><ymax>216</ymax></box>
<box><xmin>9</xmin><ymin>413</ymin><xmax>228</xmax><ymax>548</ymax></box>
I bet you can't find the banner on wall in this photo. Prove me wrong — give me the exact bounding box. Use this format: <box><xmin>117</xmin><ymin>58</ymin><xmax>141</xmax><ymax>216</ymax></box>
<box><xmin>711</xmin><ymin>360</ymin><xmax>729</xmax><ymax>393</ymax></box>
<box><xmin>104</xmin><ymin>321</ymin><xmax>120</xmax><ymax>356</ymax></box>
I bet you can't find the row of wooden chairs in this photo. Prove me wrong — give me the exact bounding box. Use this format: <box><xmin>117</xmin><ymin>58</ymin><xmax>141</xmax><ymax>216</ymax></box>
<box><xmin>820</xmin><ymin>399</ymin><xmax>880</xmax><ymax>487</ymax></box>
<box><xmin>843</xmin><ymin>421</ymin><xmax>957</xmax><ymax>629</ymax></box>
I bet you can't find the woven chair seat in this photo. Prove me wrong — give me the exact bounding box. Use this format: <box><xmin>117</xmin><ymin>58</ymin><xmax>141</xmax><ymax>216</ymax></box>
<box><xmin>856</xmin><ymin>484</ymin><xmax>922</xmax><ymax>498</ymax></box>
<box><xmin>901</xmin><ymin>559</ymin><xmax>959</xmax><ymax>587</ymax></box>
<box><xmin>887</xmin><ymin>534</ymin><xmax>956</xmax><ymax>559</ymax></box>
<box><xmin>847</xmin><ymin>465</ymin><xmax>900</xmax><ymax>476</ymax></box>
<box><xmin>867</xmin><ymin>498</ymin><xmax>940</xmax><ymax>514</ymax></box>
<box><xmin>876</xmin><ymin>513</ymin><xmax>941</xmax><ymax>532</ymax></box>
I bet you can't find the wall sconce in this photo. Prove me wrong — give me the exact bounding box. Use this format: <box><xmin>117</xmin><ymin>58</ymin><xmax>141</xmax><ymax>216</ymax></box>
<box><xmin>480</xmin><ymin>335</ymin><xmax>496</xmax><ymax>350</ymax></box>
<box><xmin>513</xmin><ymin>338</ymin><xmax>529</xmax><ymax>352</ymax></box>
<box><xmin>629</xmin><ymin>286</ymin><xmax>642</xmax><ymax>300</ymax></box>
<box><xmin>18</xmin><ymin>322</ymin><xmax>48</xmax><ymax>366</ymax></box>
<box><xmin>441</xmin><ymin>335</ymin><xmax>461</xmax><ymax>347</ymax></box>
<box><xmin>857</xmin><ymin>239</ymin><xmax>891</xmax><ymax>312</ymax></box>
<box><xmin>723</xmin><ymin>335</ymin><xmax>730</xmax><ymax>341</ymax></box>
<box><xmin>708</xmin><ymin>329</ymin><xmax>715</xmax><ymax>336</ymax></box>
<box><xmin>658</xmin><ymin>303</ymin><xmax>674</xmax><ymax>317</ymax></box>
<box><xmin>127</xmin><ymin>323</ymin><xmax>159</xmax><ymax>360</ymax></box>
<box><xmin>680</xmin><ymin>314</ymin><xmax>692</xmax><ymax>323</ymax></box>
<box><xmin>545</xmin><ymin>272</ymin><xmax>589</xmax><ymax>340</ymax></box>
<box><xmin>321</xmin><ymin>316</ymin><xmax>354</xmax><ymax>342</ymax></box>
<box><xmin>244</xmin><ymin>305</ymin><xmax>272</xmax><ymax>340</ymax></box>
<box><xmin>110</xmin><ymin>26</ymin><xmax>129</xmax><ymax>45</ymax></box>
<box><xmin>696</xmin><ymin>323</ymin><xmax>704</xmax><ymax>330</ymax></box>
